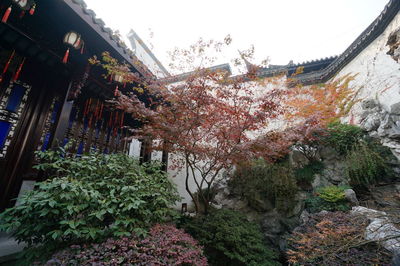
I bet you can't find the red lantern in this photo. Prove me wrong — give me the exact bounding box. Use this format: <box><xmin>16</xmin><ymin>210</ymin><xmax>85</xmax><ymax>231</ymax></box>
<box><xmin>113</xmin><ymin>74</ymin><xmax>124</xmax><ymax>83</ymax></box>
<box><xmin>13</xmin><ymin>0</ymin><xmax>30</xmax><ymax>10</ymax></box>
<box><xmin>2</xmin><ymin>0</ymin><xmax>35</xmax><ymax>23</ymax></box>
<box><xmin>62</xmin><ymin>31</ymin><xmax>84</xmax><ymax>63</ymax></box>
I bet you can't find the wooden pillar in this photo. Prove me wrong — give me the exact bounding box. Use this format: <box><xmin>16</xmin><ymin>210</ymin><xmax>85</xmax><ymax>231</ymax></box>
<box><xmin>51</xmin><ymin>82</ymin><xmax>74</xmax><ymax>148</ymax></box>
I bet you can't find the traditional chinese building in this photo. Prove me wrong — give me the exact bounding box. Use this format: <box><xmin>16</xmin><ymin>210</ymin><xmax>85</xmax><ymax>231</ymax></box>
<box><xmin>0</xmin><ymin>0</ymin><xmax>157</xmax><ymax>211</ymax></box>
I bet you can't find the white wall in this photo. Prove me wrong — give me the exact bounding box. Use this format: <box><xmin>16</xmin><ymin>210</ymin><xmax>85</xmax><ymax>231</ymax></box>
<box><xmin>129</xmin><ymin>139</ymin><xmax>141</xmax><ymax>158</ymax></box>
<box><xmin>333</xmin><ymin>13</ymin><xmax>400</xmax><ymax>119</ymax></box>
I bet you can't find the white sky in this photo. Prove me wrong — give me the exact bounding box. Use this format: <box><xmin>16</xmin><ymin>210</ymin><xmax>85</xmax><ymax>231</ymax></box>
<box><xmin>84</xmin><ymin>0</ymin><xmax>389</xmax><ymax>73</ymax></box>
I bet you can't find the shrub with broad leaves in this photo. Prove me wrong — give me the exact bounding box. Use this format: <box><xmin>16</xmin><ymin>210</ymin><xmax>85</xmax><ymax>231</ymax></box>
<box><xmin>46</xmin><ymin>224</ymin><xmax>208</xmax><ymax>265</ymax></box>
<box><xmin>0</xmin><ymin>151</ymin><xmax>180</xmax><ymax>262</ymax></box>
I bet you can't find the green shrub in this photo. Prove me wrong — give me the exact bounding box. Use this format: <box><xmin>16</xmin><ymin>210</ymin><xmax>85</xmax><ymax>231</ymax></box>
<box><xmin>0</xmin><ymin>151</ymin><xmax>179</xmax><ymax>261</ymax></box>
<box><xmin>318</xmin><ymin>186</ymin><xmax>346</xmax><ymax>203</ymax></box>
<box><xmin>324</xmin><ymin>122</ymin><xmax>365</xmax><ymax>155</ymax></box>
<box><xmin>229</xmin><ymin>159</ymin><xmax>298</xmax><ymax>211</ymax></box>
<box><xmin>305</xmin><ymin>186</ymin><xmax>350</xmax><ymax>213</ymax></box>
<box><xmin>294</xmin><ymin>160</ymin><xmax>324</xmax><ymax>183</ymax></box>
<box><xmin>179</xmin><ymin>209</ymin><xmax>279</xmax><ymax>266</ymax></box>
<box><xmin>345</xmin><ymin>141</ymin><xmax>393</xmax><ymax>186</ymax></box>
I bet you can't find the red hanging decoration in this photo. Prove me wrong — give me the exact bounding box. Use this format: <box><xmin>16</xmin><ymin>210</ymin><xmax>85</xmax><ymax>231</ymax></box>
<box><xmin>94</xmin><ymin>100</ymin><xmax>99</xmax><ymax>119</ymax></box>
<box><xmin>19</xmin><ymin>10</ymin><xmax>25</xmax><ymax>18</ymax></box>
<box><xmin>2</xmin><ymin>50</ymin><xmax>15</xmax><ymax>75</ymax></box>
<box><xmin>88</xmin><ymin>114</ymin><xmax>93</xmax><ymax>128</ymax></box>
<box><xmin>99</xmin><ymin>103</ymin><xmax>104</xmax><ymax>118</ymax></box>
<box><xmin>114</xmin><ymin>85</ymin><xmax>119</xmax><ymax>97</ymax></box>
<box><xmin>62</xmin><ymin>48</ymin><xmax>70</xmax><ymax>64</ymax></box>
<box><xmin>29</xmin><ymin>4</ymin><xmax>36</xmax><ymax>16</ymax></box>
<box><xmin>83</xmin><ymin>99</ymin><xmax>88</xmax><ymax>116</ymax></box>
<box><xmin>114</xmin><ymin>112</ymin><xmax>119</xmax><ymax>126</ymax></box>
<box><xmin>120</xmin><ymin>112</ymin><xmax>124</xmax><ymax>128</ymax></box>
<box><xmin>0</xmin><ymin>50</ymin><xmax>15</xmax><ymax>83</ymax></box>
<box><xmin>13</xmin><ymin>57</ymin><xmax>26</xmax><ymax>81</ymax></box>
<box><xmin>2</xmin><ymin>6</ymin><xmax>12</xmax><ymax>23</ymax></box>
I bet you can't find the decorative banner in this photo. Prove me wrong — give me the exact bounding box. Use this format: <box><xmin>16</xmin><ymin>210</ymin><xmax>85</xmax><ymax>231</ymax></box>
<box><xmin>0</xmin><ymin>81</ymin><xmax>31</xmax><ymax>158</ymax></box>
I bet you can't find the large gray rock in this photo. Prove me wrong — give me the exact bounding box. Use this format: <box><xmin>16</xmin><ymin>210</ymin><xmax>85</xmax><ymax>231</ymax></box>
<box><xmin>390</xmin><ymin>102</ymin><xmax>400</xmax><ymax>115</ymax></box>
<box><xmin>344</xmin><ymin>189</ymin><xmax>359</xmax><ymax>206</ymax></box>
<box><xmin>299</xmin><ymin>210</ymin><xmax>311</xmax><ymax>224</ymax></box>
<box><xmin>289</xmin><ymin>149</ymin><xmax>309</xmax><ymax>168</ymax></box>
<box><xmin>362</xmin><ymin>99</ymin><xmax>379</xmax><ymax>110</ymax></box>
<box><xmin>361</xmin><ymin>112</ymin><xmax>382</xmax><ymax>131</ymax></box>
<box><xmin>352</xmin><ymin>206</ymin><xmax>400</xmax><ymax>254</ymax></box>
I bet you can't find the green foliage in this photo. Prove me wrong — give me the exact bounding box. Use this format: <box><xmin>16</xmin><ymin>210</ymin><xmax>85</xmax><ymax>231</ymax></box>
<box><xmin>0</xmin><ymin>151</ymin><xmax>179</xmax><ymax>262</ymax></box>
<box><xmin>229</xmin><ymin>159</ymin><xmax>298</xmax><ymax>211</ymax></box>
<box><xmin>294</xmin><ymin>160</ymin><xmax>324</xmax><ymax>183</ymax></box>
<box><xmin>324</xmin><ymin>122</ymin><xmax>365</xmax><ymax>155</ymax></box>
<box><xmin>179</xmin><ymin>209</ymin><xmax>279</xmax><ymax>266</ymax></box>
<box><xmin>305</xmin><ymin>186</ymin><xmax>350</xmax><ymax>213</ymax></box>
<box><xmin>318</xmin><ymin>186</ymin><xmax>346</xmax><ymax>203</ymax></box>
<box><xmin>345</xmin><ymin>140</ymin><xmax>394</xmax><ymax>186</ymax></box>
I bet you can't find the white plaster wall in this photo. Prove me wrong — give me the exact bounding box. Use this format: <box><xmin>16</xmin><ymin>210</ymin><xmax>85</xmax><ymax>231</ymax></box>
<box><xmin>128</xmin><ymin>139</ymin><xmax>141</xmax><ymax>158</ymax></box>
<box><xmin>333</xmin><ymin>12</ymin><xmax>400</xmax><ymax>120</ymax></box>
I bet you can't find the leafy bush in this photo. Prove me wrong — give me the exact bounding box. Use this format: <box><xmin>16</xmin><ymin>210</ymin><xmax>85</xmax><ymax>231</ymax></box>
<box><xmin>324</xmin><ymin>122</ymin><xmax>365</xmax><ymax>155</ymax></box>
<box><xmin>318</xmin><ymin>185</ymin><xmax>346</xmax><ymax>202</ymax></box>
<box><xmin>229</xmin><ymin>159</ymin><xmax>298</xmax><ymax>211</ymax></box>
<box><xmin>287</xmin><ymin>212</ymin><xmax>391</xmax><ymax>265</ymax></box>
<box><xmin>0</xmin><ymin>151</ymin><xmax>179</xmax><ymax>260</ymax></box>
<box><xmin>46</xmin><ymin>224</ymin><xmax>207</xmax><ymax>265</ymax></box>
<box><xmin>305</xmin><ymin>186</ymin><xmax>350</xmax><ymax>213</ymax></box>
<box><xmin>345</xmin><ymin>140</ymin><xmax>394</xmax><ymax>186</ymax></box>
<box><xmin>179</xmin><ymin>209</ymin><xmax>279</xmax><ymax>266</ymax></box>
<box><xmin>294</xmin><ymin>160</ymin><xmax>324</xmax><ymax>183</ymax></box>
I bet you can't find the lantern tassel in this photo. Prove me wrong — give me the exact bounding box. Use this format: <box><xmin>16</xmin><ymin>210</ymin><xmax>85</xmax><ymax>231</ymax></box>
<box><xmin>0</xmin><ymin>50</ymin><xmax>15</xmax><ymax>83</ymax></box>
<box><xmin>114</xmin><ymin>85</ymin><xmax>119</xmax><ymax>97</ymax></box>
<box><xmin>62</xmin><ymin>48</ymin><xmax>70</xmax><ymax>64</ymax></box>
<box><xmin>13</xmin><ymin>58</ymin><xmax>26</xmax><ymax>81</ymax></box>
<box><xmin>29</xmin><ymin>4</ymin><xmax>36</xmax><ymax>15</ymax></box>
<box><xmin>80</xmin><ymin>42</ymin><xmax>85</xmax><ymax>54</ymax></box>
<box><xmin>120</xmin><ymin>112</ymin><xmax>124</xmax><ymax>128</ymax></box>
<box><xmin>2</xmin><ymin>6</ymin><xmax>12</xmax><ymax>23</ymax></box>
<box><xmin>3</xmin><ymin>50</ymin><xmax>15</xmax><ymax>75</ymax></box>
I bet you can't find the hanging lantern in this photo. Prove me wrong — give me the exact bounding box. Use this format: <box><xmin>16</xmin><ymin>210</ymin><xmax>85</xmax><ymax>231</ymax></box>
<box><xmin>2</xmin><ymin>0</ymin><xmax>35</xmax><ymax>23</ymax></box>
<box><xmin>113</xmin><ymin>73</ymin><xmax>124</xmax><ymax>83</ymax></box>
<box><xmin>62</xmin><ymin>31</ymin><xmax>84</xmax><ymax>64</ymax></box>
<box><xmin>13</xmin><ymin>0</ymin><xmax>30</xmax><ymax>10</ymax></box>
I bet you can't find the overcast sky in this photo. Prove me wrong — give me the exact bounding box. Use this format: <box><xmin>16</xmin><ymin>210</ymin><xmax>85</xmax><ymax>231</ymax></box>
<box><xmin>84</xmin><ymin>0</ymin><xmax>389</xmax><ymax>73</ymax></box>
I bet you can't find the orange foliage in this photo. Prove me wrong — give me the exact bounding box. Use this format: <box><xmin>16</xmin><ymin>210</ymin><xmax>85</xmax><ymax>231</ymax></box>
<box><xmin>285</xmin><ymin>74</ymin><xmax>359</xmax><ymax>127</ymax></box>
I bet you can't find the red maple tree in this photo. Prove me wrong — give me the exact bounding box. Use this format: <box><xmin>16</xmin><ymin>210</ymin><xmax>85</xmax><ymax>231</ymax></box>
<box><xmin>116</xmin><ymin>38</ymin><xmax>287</xmax><ymax>213</ymax></box>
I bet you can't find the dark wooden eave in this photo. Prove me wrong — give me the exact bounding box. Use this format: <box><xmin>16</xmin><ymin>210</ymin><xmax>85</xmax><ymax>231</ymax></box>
<box><xmin>62</xmin><ymin>0</ymin><xmax>155</xmax><ymax>79</ymax></box>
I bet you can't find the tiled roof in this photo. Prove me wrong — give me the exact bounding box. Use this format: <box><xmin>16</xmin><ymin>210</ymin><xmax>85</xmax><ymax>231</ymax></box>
<box><xmin>294</xmin><ymin>0</ymin><xmax>400</xmax><ymax>84</ymax></box>
<box><xmin>159</xmin><ymin>63</ymin><xmax>232</xmax><ymax>84</ymax></box>
<box><xmin>65</xmin><ymin>0</ymin><xmax>155</xmax><ymax>78</ymax></box>
<box><xmin>254</xmin><ymin>0</ymin><xmax>400</xmax><ymax>84</ymax></box>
